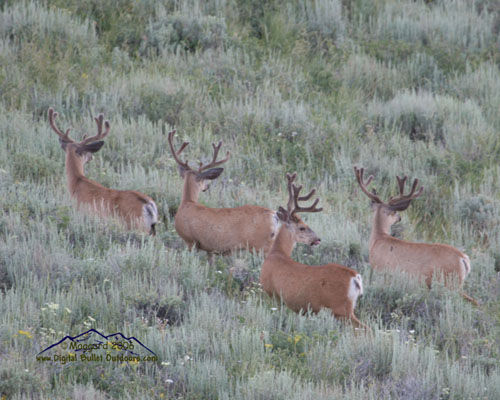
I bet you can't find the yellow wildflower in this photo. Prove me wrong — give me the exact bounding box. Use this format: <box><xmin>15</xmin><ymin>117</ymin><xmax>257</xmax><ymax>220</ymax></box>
<box><xmin>18</xmin><ymin>330</ymin><xmax>33</xmax><ymax>339</ymax></box>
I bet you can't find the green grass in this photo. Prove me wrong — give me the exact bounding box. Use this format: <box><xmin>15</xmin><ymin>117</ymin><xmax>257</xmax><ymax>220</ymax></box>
<box><xmin>1</xmin><ymin>0</ymin><xmax>499</xmax><ymax>398</ymax></box>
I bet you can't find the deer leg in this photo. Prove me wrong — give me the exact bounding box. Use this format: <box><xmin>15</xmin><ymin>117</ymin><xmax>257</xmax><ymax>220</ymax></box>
<box><xmin>207</xmin><ymin>252</ymin><xmax>215</xmax><ymax>265</ymax></box>
<box><xmin>349</xmin><ymin>313</ymin><xmax>370</xmax><ymax>332</ymax></box>
<box><xmin>461</xmin><ymin>292</ymin><xmax>479</xmax><ymax>306</ymax></box>
<box><xmin>334</xmin><ymin>311</ymin><xmax>369</xmax><ymax>332</ymax></box>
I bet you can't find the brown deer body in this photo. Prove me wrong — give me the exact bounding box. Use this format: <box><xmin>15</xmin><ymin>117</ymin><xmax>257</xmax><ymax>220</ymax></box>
<box><xmin>260</xmin><ymin>173</ymin><xmax>367</xmax><ymax>329</ymax></box>
<box><xmin>49</xmin><ymin>108</ymin><xmax>157</xmax><ymax>234</ymax></box>
<box><xmin>354</xmin><ymin>166</ymin><xmax>476</xmax><ymax>305</ymax></box>
<box><xmin>168</xmin><ymin>130</ymin><xmax>282</xmax><ymax>257</ymax></box>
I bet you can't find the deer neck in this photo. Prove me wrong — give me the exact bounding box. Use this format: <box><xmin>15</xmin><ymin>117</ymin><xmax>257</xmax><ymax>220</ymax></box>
<box><xmin>270</xmin><ymin>225</ymin><xmax>296</xmax><ymax>258</ymax></box>
<box><xmin>65</xmin><ymin>150</ymin><xmax>85</xmax><ymax>195</ymax></box>
<box><xmin>369</xmin><ymin>206</ymin><xmax>392</xmax><ymax>249</ymax></box>
<box><xmin>181</xmin><ymin>174</ymin><xmax>201</xmax><ymax>204</ymax></box>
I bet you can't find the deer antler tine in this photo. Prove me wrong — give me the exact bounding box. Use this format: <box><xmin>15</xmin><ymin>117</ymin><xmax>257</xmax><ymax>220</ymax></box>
<box><xmin>198</xmin><ymin>138</ymin><xmax>230</xmax><ymax>171</ymax></box>
<box><xmin>177</xmin><ymin>141</ymin><xmax>189</xmax><ymax>155</ymax></box>
<box><xmin>213</xmin><ymin>141</ymin><xmax>222</xmax><ymax>152</ymax></box>
<box><xmin>355</xmin><ymin>166</ymin><xmax>370</xmax><ymax>186</ymax></box>
<box><xmin>364</xmin><ymin>174</ymin><xmax>374</xmax><ymax>186</ymax></box>
<box><xmin>309</xmin><ymin>198</ymin><xmax>322</xmax><ymax>211</ymax></box>
<box><xmin>286</xmin><ymin>173</ymin><xmax>296</xmax><ymax>213</ymax></box>
<box><xmin>48</xmin><ymin>107</ymin><xmax>74</xmax><ymax>143</ymax></box>
<box><xmin>409</xmin><ymin>178</ymin><xmax>418</xmax><ymax>195</ymax></box>
<box><xmin>294</xmin><ymin>196</ymin><xmax>323</xmax><ymax>214</ymax></box>
<box><xmin>396</xmin><ymin>175</ymin><xmax>408</xmax><ymax>195</ymax></box>
<box><xmin>293</xmin><ymin>184</ymin><xmax>303</xmax><ymax>196</ymax></box>
<box><xmin>354</xmin><ymin>165</ymin><xmax>383</xmax><ymax>204</ymax></box>
<box><xmin>103</xmin><ymin>120</ymin><xmax>110</xmax><ymax>136</ymax></box>
<box><xmin>387</xmin><ymin>175</ymin><xmax>424</xmax><ymax>210</ymax></box>
<box><xmin>362</xmin><ymin>168</ymin><xmax>374</xmax><ymax>186</ymax></box>
<box><xmin>298</xmin><ymin>188</ymin><xmax>316</xmax><ymax>201</ymax></box>
<box><xmin>287</xmin><ymin>175</ymin><xmax>322</xmax><ymax>216</ymax></box>
<box><xmin>168</xmin><ymin>129</ymin><xmax>191</xmax><ymax>170</ymax></box>
<box><xmin>78</xmin><ymin>112</ymin><xmax>110</xmax><ymax>145</ymax></box>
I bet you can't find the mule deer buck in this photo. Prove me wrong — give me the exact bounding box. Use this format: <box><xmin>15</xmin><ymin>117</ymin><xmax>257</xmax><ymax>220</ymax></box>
<box><xmin>354</xmin><ymin>166</ymin><xmax>478</xmax><ymax>305</ymax></box>
<box><xmin>49</xmin><ymin>107</ymin><xmax>158</xmax><ymax>234</ymax></box>
<box><xmin>260</xmin><ymin>173</ymin><xmax>367</xmax><ymax>329</ymax></box>
<box><xmin>168</xmin><ymin>130</ymin><xmax>295</xmax><ymax>258</ymax></box>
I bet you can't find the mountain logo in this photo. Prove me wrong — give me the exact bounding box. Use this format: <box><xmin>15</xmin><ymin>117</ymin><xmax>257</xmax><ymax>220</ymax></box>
<box><xmin>37</xmin><ymin>329</ymin><xmax>157</xmax><ymax>360</ymax></box>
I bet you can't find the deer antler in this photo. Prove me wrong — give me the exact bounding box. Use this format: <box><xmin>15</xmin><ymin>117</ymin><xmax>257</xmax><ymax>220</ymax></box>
<box><xmin>79</xmin><ymin>113</ymin><xmax>111</xmax><ymax>145</ymax></box>
<box><xmin>168</xmin><ymin>130</ymin><xmax>191</xmax><ymax>170</ymax></box>
<box><xmin>286</xmin><ymin>172</ymin><xmax>322</xmax><ymax>217</ymax></box>
<box><xmin>286</xmin><ymin>172</ymin><xmax>297</xmax><ymax>213</ymax></box>
<box><xmin>48</xmin><ymin>108</ymin><xmax>74</xmax><ymax>144</ymax></box>
<box><xmin>354</xmin><ymin>166</ymin><xmax>423</xmax><ymax>211</ymax></box>
<box><xmin>49</xmin><ymin>108</ymin><xmax>111</xmax><ymax>145</ymax></box>
<box><xmin>198</xmin><ymin>140</ymin><xmax>230</xmax><ymax>172</ymax></box>
<box><xmin>387</xmin><ymin>176</ymin><xmax>423</xmax><ymax>211</ymax></box>
<box><xmin>354</xmin><ymin>166</ymin><xmax>383</xmax><ymax>204</ymax></box>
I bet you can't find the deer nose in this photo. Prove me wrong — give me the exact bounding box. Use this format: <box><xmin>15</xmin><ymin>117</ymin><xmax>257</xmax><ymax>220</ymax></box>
<box><xmin>311</xmin><ymin>238</ymin><xmax>321</xmax><ymax>246</ymax></box>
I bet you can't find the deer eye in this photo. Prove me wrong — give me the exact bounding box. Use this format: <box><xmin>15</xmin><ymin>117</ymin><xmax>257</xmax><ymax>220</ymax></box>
<box><xmin>299</xmin><ymin>227</ymin><xmax>306</xmax><ymax>231</ymax></box>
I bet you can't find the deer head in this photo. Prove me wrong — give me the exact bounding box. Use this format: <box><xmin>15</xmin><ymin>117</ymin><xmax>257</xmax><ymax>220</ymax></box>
<box><xmin>354</xmin><ymin>166</ymin><xmax>424</xmax><ymax>230</ymax></box>
<box><xmin>168</xmin><ymin>130</ymin><xmax>230</xmax><ymax>194</ymax></box>
<box><xmin>276</xmin><ymin>172</ymin><xmax>322</xmax><ymax>246</ymax></box>
<box><xmin>48</xmin><ymin>108</ymin><xmax>110</xmax><ymax>166</ymax></box>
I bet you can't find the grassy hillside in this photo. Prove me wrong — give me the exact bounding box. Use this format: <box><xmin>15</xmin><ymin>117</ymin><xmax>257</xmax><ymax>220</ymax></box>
<box><xmin>1</xmin><ymin>0</ymin><xmax>499</xmax><ymax>398</ymax></box>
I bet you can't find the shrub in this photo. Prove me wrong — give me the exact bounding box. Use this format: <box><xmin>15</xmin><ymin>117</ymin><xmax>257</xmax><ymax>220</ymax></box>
<box><xmin>0</xmin><ymin>366</ymin><xmax>45</xmax><ymax>398</ymax></box>
<box><xmin>0</xmin><ymin>2</ymin><xmax>104</xmax><ymax>99</ymax></box>
<box><xmin>449</xmin><ymin>62</ymin><xmax>500</xmax><ymax>125</ymax></box>
<box><xmin>142</xmin><ymin>13</ymin><xmax>228</xmax><ymax>55</ymax></box>
<box><xmin>135</xmin><ymin>86</ymin><xmax>187</xmax><ymax>126</ymax></box>
<box><xmin>367</xmin><ymin>90</ymin><xmax>492</xmax><ymax>160</ymax></box>
<box><xmin>369</xmin><ymin>0</ymin><xmax>497</xmax><ymax>52</ymax></box>
<box><xmin>291</xmin><ymin>0</ymin><xmax>346</xmax><ymax>41</ymax></box>
<box><xmin>340</xmin><ymin>53</ymin><xmax>403</xmax><ymax>100</ymax></box>
<box><xmin>118</xmin><ymin>77</ymin><xmax>190</xmax><ymax>125</ymax></box>
<box><xmin>11</xmin><ymin>152</ymin><xmax>59</xmax><ymax>182</ymax></box>
<box><xmin>456</xmin><ymin>195</ymin><xmax>498</xmax><ymax>232</ymax></box>
<box><xmin>0</xmin><ymin>1</ymin><xmax>98</xmax><ymax>51</ymax></box>
<box><xmin>367</xmin><ymin>90</ymin><xmax>445</xmax><ymax>142</ymax></box>
<box><xmin>128</xmin><ymin>291</ymin><xmax>185</xmax><ymax>326</ymax></box>
<box><xmin>235</xmin><ymin>0</ymin><xmax>279</xmax><ymax>39</ymax></box>
<box><xmin>46</xmin><ymin>0</ymin><xmax>161</xmax><ymax>55</ymax></box>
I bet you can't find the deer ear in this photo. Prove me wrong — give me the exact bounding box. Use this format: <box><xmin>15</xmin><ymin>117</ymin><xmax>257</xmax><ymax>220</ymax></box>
<box><xmin>276</xmin><ymin>206</ymin><xmax>289</xmax><ymax>222</ymax></box>
<box><xmin>58</xmin><ymin>138</ymin><xmax>70</xmax><ymax>151</ymax></box>
<box><xmin>197</xmin><ymin>168</ymin><xmax>224</xmax><ymax>181</ymax></box>
<box><xmin>178</xmin><ymin>165</ymin><xmax>188</xmax><ymax>178</ymax></box>
<box><xmin>387</xmin><ymin>200</ymin><xmax>412</xmax><ymax>212</ymax></box>
<box><xmin>76</xmin><ymin>141</ymin><xmax>105</xmax><ymax>155</ymax></box>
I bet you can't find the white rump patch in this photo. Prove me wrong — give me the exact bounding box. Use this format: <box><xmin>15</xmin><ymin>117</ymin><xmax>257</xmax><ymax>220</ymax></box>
<box><xmin>460</xmin><ymin>254</ymin><xmax>471</xmax><ymax>277</ymax></box>
<box><xmin>143</xmin><ymin>201</ymin><xmax>158</xmax><ymax>228</ymax></box>
<box><xmin>348</xmin><ymin>274</ymin><xmax>363</xmax><ymax>308</ymax></box>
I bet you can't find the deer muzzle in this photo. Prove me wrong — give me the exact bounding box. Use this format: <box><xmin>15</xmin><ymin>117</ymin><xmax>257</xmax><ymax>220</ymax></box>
<box><xmin>310</xmin><ymin>238</ymin><xmax>321</xmax><ymax>246</ymax></box>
